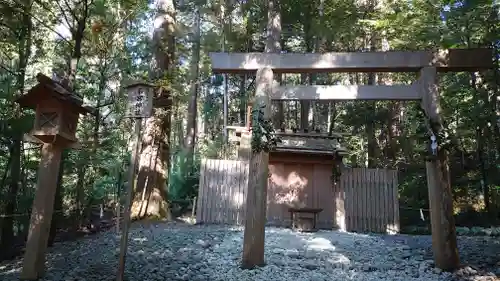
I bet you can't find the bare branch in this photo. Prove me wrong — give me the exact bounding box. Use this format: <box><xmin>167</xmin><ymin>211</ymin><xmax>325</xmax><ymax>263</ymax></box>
<box><xmin>0</xmin><ymin>21</ymin><xmax>20</xmax><ymax>36</ymax></box>
<box><xmin>0</xmin><ymin>48</ymin><xmax>15</xmax><ymax>61</ymax></box>
<box><xmin>96</xmin><ymin>100</ymin><xmax>114</xmax><ymax>108</ymax></box>
<box><xmin>101</xmin><ymin>109</ymin><xmax>113</xmax><ymax>122</ymax></box>
<box><xmin>0</xmin><ymin>63</ymin><xmax>17</xmax><ymax>76</ymax></box>
<box><xmin>102</xmin><ymin>10</ymin><xmax>135</xmax><ymax>39</ymax></box>
<box><xmin>54</xmin><ymin>1</ymin><xmax>75</xmax><ymax>31</ymax></box>
<box><xmin>62</xmin><ymin>0</ymin><xmax>78</xmax><ymax>20</ymax></box>
<box><xmin>10</xmin><ymin>0</ymin><xmax>74</xmax><ymax>46</ymax></box>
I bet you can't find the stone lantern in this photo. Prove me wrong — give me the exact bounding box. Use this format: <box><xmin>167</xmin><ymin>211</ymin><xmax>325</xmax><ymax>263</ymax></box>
<box><xmin>15</xmin><ymin>73</ymin><xmax>95</xmax><ymax>280</ymax></box>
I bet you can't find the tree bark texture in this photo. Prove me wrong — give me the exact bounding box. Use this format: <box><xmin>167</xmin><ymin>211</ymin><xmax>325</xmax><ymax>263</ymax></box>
<box><xmin>131</xmin><ymin>0</ymin><xmax>176</xmax><ymax>220</ymax></box>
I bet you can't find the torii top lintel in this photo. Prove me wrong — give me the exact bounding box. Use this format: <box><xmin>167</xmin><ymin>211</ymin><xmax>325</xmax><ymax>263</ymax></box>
<box><xmin>209</xmin><ymin>48</ymin><xmax>493</xmax><ymax>74</ymax></box>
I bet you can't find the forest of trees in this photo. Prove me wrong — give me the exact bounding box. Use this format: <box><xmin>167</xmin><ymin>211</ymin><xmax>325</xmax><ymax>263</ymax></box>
<box><xmin>0</xmin><ymin>0</ymin><xmax>499</xmax><ymax>259</ymax></box>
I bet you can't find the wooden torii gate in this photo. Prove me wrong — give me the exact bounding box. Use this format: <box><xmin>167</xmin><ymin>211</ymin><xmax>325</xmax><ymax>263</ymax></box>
<box><xmin>209</xmin><ymin>48</ymin><xmax>493</xmax><ymax>271</ymax></box>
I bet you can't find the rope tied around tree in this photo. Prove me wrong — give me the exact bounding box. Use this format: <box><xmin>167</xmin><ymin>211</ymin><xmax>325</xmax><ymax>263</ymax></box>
<box><xmin>424</xmin><ymin>121</ymin><xmax>454</xmax><ymax>161</ymax></box>
<box><xmin>419</xmin><ymin>105</ymin><xmax>454</xmax><ymax>160</ymax></box>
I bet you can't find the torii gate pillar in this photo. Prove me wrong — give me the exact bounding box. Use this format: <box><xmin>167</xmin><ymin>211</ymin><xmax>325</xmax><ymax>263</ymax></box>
<box><xmin>241</xmin><ymin>67</ymin><xmax>273</xmax><ymax>269</ymax></box>
<box><xmin>420</xmin><ymin>67</ymin><xmax>460</xmax><ymax>270</ymax></box>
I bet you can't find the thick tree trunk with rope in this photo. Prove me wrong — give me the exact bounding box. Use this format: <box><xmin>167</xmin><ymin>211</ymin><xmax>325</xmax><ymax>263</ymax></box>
<box><xmin>131</xmin><ymin>0</ymin><xmax>176</xmax><ymax>220</ymax></box>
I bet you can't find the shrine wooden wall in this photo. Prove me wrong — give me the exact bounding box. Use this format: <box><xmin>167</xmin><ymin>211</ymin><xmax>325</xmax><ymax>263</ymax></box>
<box><xmin>195</xmin><ymin>156</ymin><xmax>399</xmax><ymax>233</ymax></box>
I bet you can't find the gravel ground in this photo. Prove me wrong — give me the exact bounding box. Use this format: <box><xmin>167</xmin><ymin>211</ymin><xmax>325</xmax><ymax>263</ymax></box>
<box><xmin>1</xmin><ymin>222</ymin><xmax>499</xmax><ymax>281</ymax></box>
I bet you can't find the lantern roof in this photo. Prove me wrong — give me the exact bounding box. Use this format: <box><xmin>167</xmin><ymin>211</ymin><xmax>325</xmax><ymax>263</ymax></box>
<box><xmin>15</xmin><ymin>73</ymin><xmax>96</xmax><ymax>115</ymax></box>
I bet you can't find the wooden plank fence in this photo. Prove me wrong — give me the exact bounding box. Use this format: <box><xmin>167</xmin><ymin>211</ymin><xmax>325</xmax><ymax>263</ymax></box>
<box><xmin>196</xmin><ymin>159</ymin><xmax>400</xmax><ymax>234</ymax></box>
<box><xmin>196</xmin><ymin>159</ymin><xmax>249</xmax><ymax>225</ymax></box>
<box><xmin>341</xmin><ymin>168</ymin><xmax>400</xmax><ymax>234</ymax></box>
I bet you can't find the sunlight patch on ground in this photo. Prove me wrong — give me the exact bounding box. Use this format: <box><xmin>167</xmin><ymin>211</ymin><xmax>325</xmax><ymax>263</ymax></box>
<box><xmin>386</xmin><ymin>224</ymin><xmax>400</xmax><ymax>235</ymax></box>
<box><xmin>327</xmin><ymin>255</ymin><xmax>351</xmax><ymax>265</ymax></box>
<box><xmin>178</xmin><ymin>216</ymin><xmax>196</xmax><ymax>224</ymax></box>
<box><xmin>0</xmin><ymin>266</ymin><xmax>21</xmax><ymax>274</ymax></box>
<box><xmin>132</xmin><ymin>237</ymin><xmax>148</xmax><ymax>243</ymax></box>
<box><xmin>306</xmin><ymin>237</ymin><xmax>336</xmax><ymax>251</ymax></box>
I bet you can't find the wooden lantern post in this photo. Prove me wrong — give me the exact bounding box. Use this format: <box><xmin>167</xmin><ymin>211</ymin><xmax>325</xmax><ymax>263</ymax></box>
<box><xmin>15</xmin><ymin>73</ymin><xmax>96</xmax><ymax>280</ymax></box>
<box><xmin>116</xmin><ymin>81</ymin><xmax>154</xmax><ymax>281</ymax></box>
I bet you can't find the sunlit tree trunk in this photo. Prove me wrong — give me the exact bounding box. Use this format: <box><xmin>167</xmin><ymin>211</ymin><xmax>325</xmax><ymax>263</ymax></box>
<box><xmin>131</xmin><ymin>0</ymin><xmax>176</xmax><ymax>220</ymax></box>
<box><xmin>364</xmin><ymin>1</ymin><xmax>378</xmax><ymax>168</ymax></box>
<box><xmin>299</xmin><ymin>2</ymin><xmax>313</xmax><ymax>132</ymax></box>
<box><xmin>266</xmin><ymin>0</ymin><xmax>283</xmax><ymax>131</ymax></box>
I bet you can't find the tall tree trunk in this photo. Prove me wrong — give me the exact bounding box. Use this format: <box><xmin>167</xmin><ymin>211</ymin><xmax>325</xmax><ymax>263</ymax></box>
<box><xmin>1</xmin><ymin>0</ymin><xmax>32</xmax><ymax>249</ymax></box>
<box><xmin>380</xmin><ymin>36</ymin><xmax>400</xmax><ymax>166</ymax></box>
<box><xmin>266</xmin><ymin>0</ymin><xmax>283</xmax><ymax>131</ymax></box>
<box><xmin>49</xmin><ymin>0</ymin><xmax>91</xmax><ymax>244</ymax></box>
<box><xmin>74</xmin><ymin>154</ymin><xmax>86</xmax><ymax>227</ymax></box>
<box><xmin>239</xmin><ymin>76</ymin><xmax>247</xmax><ymax>126</ymax></box>
<box><xmin>466</xmin><ymin>25</ymin><xmax>491</xmax><ymax>212</ymax></box>
<box><xmin>86</xmin><ymin>62</ymin><xmax>107</xmax><ymax>217</ymax></box>
<box><xmin>470</xmin><ymin>71</ymin><xmax>490</xmax><ymax>212</ymax></box>
<box><xmin>131</xmin><ymin>0</ymin><xmax>176</xmax><ymax>220</ymax></box>
<box><xmin>365</xmin><ymin>33</ymin><xmax>377</xmax><ymax>168</ymax></box>
<box><xmin>386</xmin><ymin>100</ymin><xmax>401</xmax><ymax>163</ymax></box>
<box><xmin>1</xmin><ymin>137</ymin><xmax>20</xmax><ymax>249</ymax></box>
<box><xmin>300</xmin><ymin>5</ymin><xmax>313</xmax><ymax>132</ymax></box>
<box><xmin>183</xmin><ymin>8</ymin><xmax>201</xmax><ymax>167</ymax></box>
<box><xmin>311</xmin><ymin>0</ymin><xmax>326</xmax><ymax>132</ymax></box>
<box><xmin>483</xmin><ymin>9</ymin><xmax>500</xmax><ymax>210</ymax></box>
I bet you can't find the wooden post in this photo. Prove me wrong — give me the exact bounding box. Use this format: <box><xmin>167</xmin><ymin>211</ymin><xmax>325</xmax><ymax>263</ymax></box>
<box><xmin>241</xmin><ymin>67</ymin><xmax>273</xmax><ymax>269</ymax></box>
<box><xmin>21</xmin><ymin>143</ymin><xmax>63</xmax><ymax>280</ymax></box>
<box><xmin>191</xmin><ymin>196</ymin><xmax>197</xmax><ymax>218</ymax></box>
<box><xmin>236</xmin><ymin>103</ymin><xmax>253</xmax><ymax>160</ymax></box>
<box><xmin>237</xmin><ymin>132</ymin><xmax>252</xmax><ymax>160</ymax></box>
<box><xmin>420</xmin><ymin>66</ymin><xmax>460</xmax><ymax>271</ymax></box>
<box><xmin>115</xmin><ymin>81</ymin><xmax>153</xmax><ymax>281</ymax></box>
<box><xmin>116</xmin><ymin>118</ymin><xmax>142</xmax><ymax>281</ymax></box>
<box><xmin>115</xmin><ymin>169</ymin><xmax>122</xmax><ymax>233</ymax></box>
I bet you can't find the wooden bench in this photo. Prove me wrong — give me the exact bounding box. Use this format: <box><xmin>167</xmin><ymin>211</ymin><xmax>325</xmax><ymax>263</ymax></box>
<box><xmin>288</xmin><ymin>207</ymin><xmax>323</xmax><ymax>232</ymax></box>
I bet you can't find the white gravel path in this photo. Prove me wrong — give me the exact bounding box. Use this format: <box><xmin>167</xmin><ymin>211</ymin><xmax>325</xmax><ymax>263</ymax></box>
<box><xmin>0</xmin><ymin>222</ymin><xmax>499</xmax><ymax>281</ymax></box>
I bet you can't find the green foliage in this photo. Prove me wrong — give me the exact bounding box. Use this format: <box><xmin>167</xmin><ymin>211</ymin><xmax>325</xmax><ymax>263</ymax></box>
<box><xmin>0</xmin><ymin>0</ymin><xmax>499</xmax><ymax>249</ymax></box>
<box><xmin>250</xmin><ymin>105</ymin><xmax>281</xmax><ymax>153</ymax></box>
<box><xmin>169</xmin><ymin>150</ymin><xmax>200</xmax><ymax>201</ymax></box>
<box><xmin>210</xmin><ymin>74</ymin><xmax>223</xmax><ymax>87</ymax></box>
